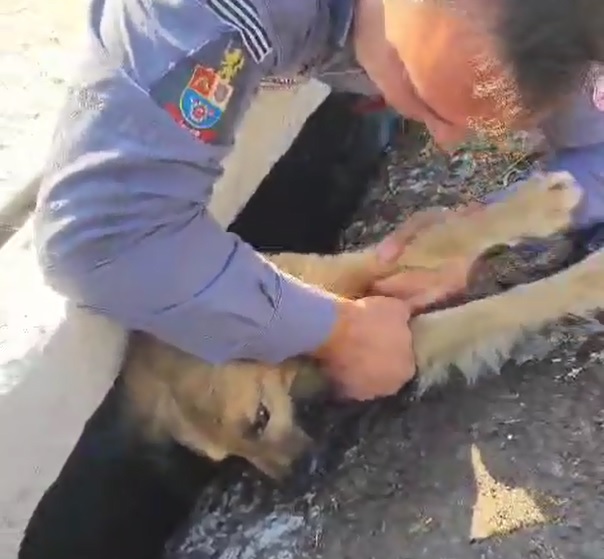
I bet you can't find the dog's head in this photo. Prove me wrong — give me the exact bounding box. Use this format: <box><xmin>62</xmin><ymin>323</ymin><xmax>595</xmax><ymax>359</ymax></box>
<box><xmin>125</xmin><ymin>335</ymin><xmax>328</xmax><ymax>479</ymax></box>
<box><xmin>172</xmin><ymin>359</ymin><xmax>315</xmax><ymax>479</ymax></box>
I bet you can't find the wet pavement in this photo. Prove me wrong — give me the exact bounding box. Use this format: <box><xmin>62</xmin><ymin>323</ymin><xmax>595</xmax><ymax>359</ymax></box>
<box><xmin>164</xmin><ymin>132</ymin><xmax>604</xmax><ymax>559</ymax></box>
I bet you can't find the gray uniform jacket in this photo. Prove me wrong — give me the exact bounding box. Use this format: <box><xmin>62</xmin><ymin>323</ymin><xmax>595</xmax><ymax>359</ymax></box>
<box><xmin>33</xmin><ymin>0</ymin><xmax>604</xmax><ymax>365</ymax></box>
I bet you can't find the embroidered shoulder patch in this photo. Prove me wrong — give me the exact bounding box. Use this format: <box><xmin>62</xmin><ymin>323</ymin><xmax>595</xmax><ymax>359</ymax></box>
<box><xmin>206</xmin><ymin>0</ymin><xmax>273</xmax><ymax>64</ymax></box>
<box><xmin>149</xmin><ymin>33</ymin><xmax>256</xmax><ymax>145</ymax></box>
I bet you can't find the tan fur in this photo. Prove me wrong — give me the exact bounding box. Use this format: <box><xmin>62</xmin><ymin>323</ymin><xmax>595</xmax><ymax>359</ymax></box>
<box><xmin>123</xmin><ymin>171</ymin><xmax>584</xmax><ymax>478</ymax></box>
<box><xmin>123</xmin><ymin>334</ymin><xmax>310</xmax><ymax>478</ymax></box>
<box><xmin>412</xmin><ymin>244</ymin><xmax>604</xmax><ymax>393</ymax></box>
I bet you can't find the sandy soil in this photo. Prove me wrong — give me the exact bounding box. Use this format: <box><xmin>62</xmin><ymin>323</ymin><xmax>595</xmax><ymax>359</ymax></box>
<box><xmin>0</xmin><ymin>0</ymin><xmax>84</xmax><ymax>233</ymax></box>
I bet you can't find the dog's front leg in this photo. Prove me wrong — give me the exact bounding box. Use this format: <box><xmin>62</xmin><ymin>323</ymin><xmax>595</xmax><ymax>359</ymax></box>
<box><xmin>283</xmin><ymin>171</ymin><xmax>582</xmax><ymax>400</ymax></box>
<box><xmin>393</xmin><ymin>171</ymin><xmax>581</xmax><ymax>271</ymax></box>
<box><xmin>266</xmin><ymin>249</ymin><xmax>380</xmax><ymax>298</ymax></box>
<box><xmin>265</xmin><ymin>171</ymin><xmax>581</xmax><ymax>300</ymax></box>
<box><xmin>411</xmin><ymin>248</ymin><xmax>604</xmax><ymax>394</ymax></box>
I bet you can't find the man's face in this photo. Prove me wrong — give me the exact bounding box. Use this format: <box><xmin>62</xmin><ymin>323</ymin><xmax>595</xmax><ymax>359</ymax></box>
<box><xmin>354</xmin><ymin>0</ymin><xmax>530</xmax><ymax>149</ymax></box>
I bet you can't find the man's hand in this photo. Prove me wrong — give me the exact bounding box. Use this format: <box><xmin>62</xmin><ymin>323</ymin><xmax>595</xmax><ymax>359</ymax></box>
<box><xmin>311</xmin><ymin>296</ymin><xmax>419</xmax><ymax>401</ymax></box>
<box><xmin>309</xmin><ymin>202</ymin><xmax>486</xmax><ymax>402</ymax></box>
<box><xmin>310</xmin><ymin>277</ymin><xmax>464</xmax><ymax>401</ymax></box>
<box><xmin>370</xmin><ymin>202</ymin><xmax>486</xmax><ymax>309</ymax></box>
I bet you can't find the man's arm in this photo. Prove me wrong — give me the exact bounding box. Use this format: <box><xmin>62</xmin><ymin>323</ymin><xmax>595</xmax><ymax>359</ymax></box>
<box><xmin>34</xmin><ymin>0</ymin><xmax>343</xmax><ymax>365</ymax></box>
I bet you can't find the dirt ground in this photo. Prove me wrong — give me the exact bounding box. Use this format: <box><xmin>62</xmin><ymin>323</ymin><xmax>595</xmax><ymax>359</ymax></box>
<box><xmin>164</xmin><ymin>133</ymin><xmax>604</xmax><ymax>559</ymax></box>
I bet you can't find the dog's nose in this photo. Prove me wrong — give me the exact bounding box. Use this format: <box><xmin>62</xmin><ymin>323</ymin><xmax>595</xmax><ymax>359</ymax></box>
<box><xmin>288</xmin><ymin>443</ymin><xmax>328</xmax><ymax>481</ymax></box>
<box><xmin>279</xmin><ymin>447</ymin><xmax>328</xmax><ymax>494</ymax></box>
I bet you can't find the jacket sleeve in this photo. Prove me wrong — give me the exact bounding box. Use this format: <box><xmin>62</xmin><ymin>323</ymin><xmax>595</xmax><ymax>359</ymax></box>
<box><xmin>33</xmin><ymin>0</ymin><xmax>342</xmax><ymax>365</ymax></box>
<box><xmin>484</xmin><ymin>67</ymin><xmax>604</xmax><ymax>230</ymax></box>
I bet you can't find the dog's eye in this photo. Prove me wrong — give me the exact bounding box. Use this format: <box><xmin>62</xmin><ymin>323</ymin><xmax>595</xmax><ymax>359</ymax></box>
<box><xmin>248</xmin><ymin>404</ymin><xmax>271</xmax><ymax>438</ymax></box>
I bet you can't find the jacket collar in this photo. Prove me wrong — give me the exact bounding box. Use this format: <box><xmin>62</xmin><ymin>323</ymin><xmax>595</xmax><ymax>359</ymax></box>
<box><xmin>328</xmin><ymin>0</ymin><xmax>355</xmax><ymax>51</ymax></box>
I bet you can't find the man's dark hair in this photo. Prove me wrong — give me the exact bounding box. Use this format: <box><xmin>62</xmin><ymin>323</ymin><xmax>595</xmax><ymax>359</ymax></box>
<box><xmin>497</xmin><ymin>0</ymin><xmax>604</xmax><ymax>113</ymax></box>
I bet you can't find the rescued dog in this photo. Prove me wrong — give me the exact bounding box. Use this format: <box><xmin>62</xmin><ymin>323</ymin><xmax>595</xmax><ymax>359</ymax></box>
<box><xmin>123</xmin><ymin>171</ymin><xmax>585</xmax><ymax>479</ymax></box>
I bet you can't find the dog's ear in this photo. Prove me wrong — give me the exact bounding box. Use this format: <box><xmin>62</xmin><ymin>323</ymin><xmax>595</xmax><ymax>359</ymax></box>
<box><xmin>289</xmin><ymin>360</ymin><xmax>331</xmax><ymax>400</ymax></box>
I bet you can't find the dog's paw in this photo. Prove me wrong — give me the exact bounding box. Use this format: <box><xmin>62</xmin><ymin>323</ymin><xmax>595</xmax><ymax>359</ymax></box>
<box><xmin>396</xmin><ymin>172</ymin><xmax>581</xmax><ymax>271</ymax></box>
<box><xmin>501</xmin><ymin>171</ymin><xmax>582</xmax><ymax>239</ymax></box>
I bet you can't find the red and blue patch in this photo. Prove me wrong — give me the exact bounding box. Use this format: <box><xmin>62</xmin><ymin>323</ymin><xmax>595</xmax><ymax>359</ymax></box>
<box><xmin>150</xmin><ymin>33</ymin><xmax>254</xmax><ymax>145</ymax></box>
